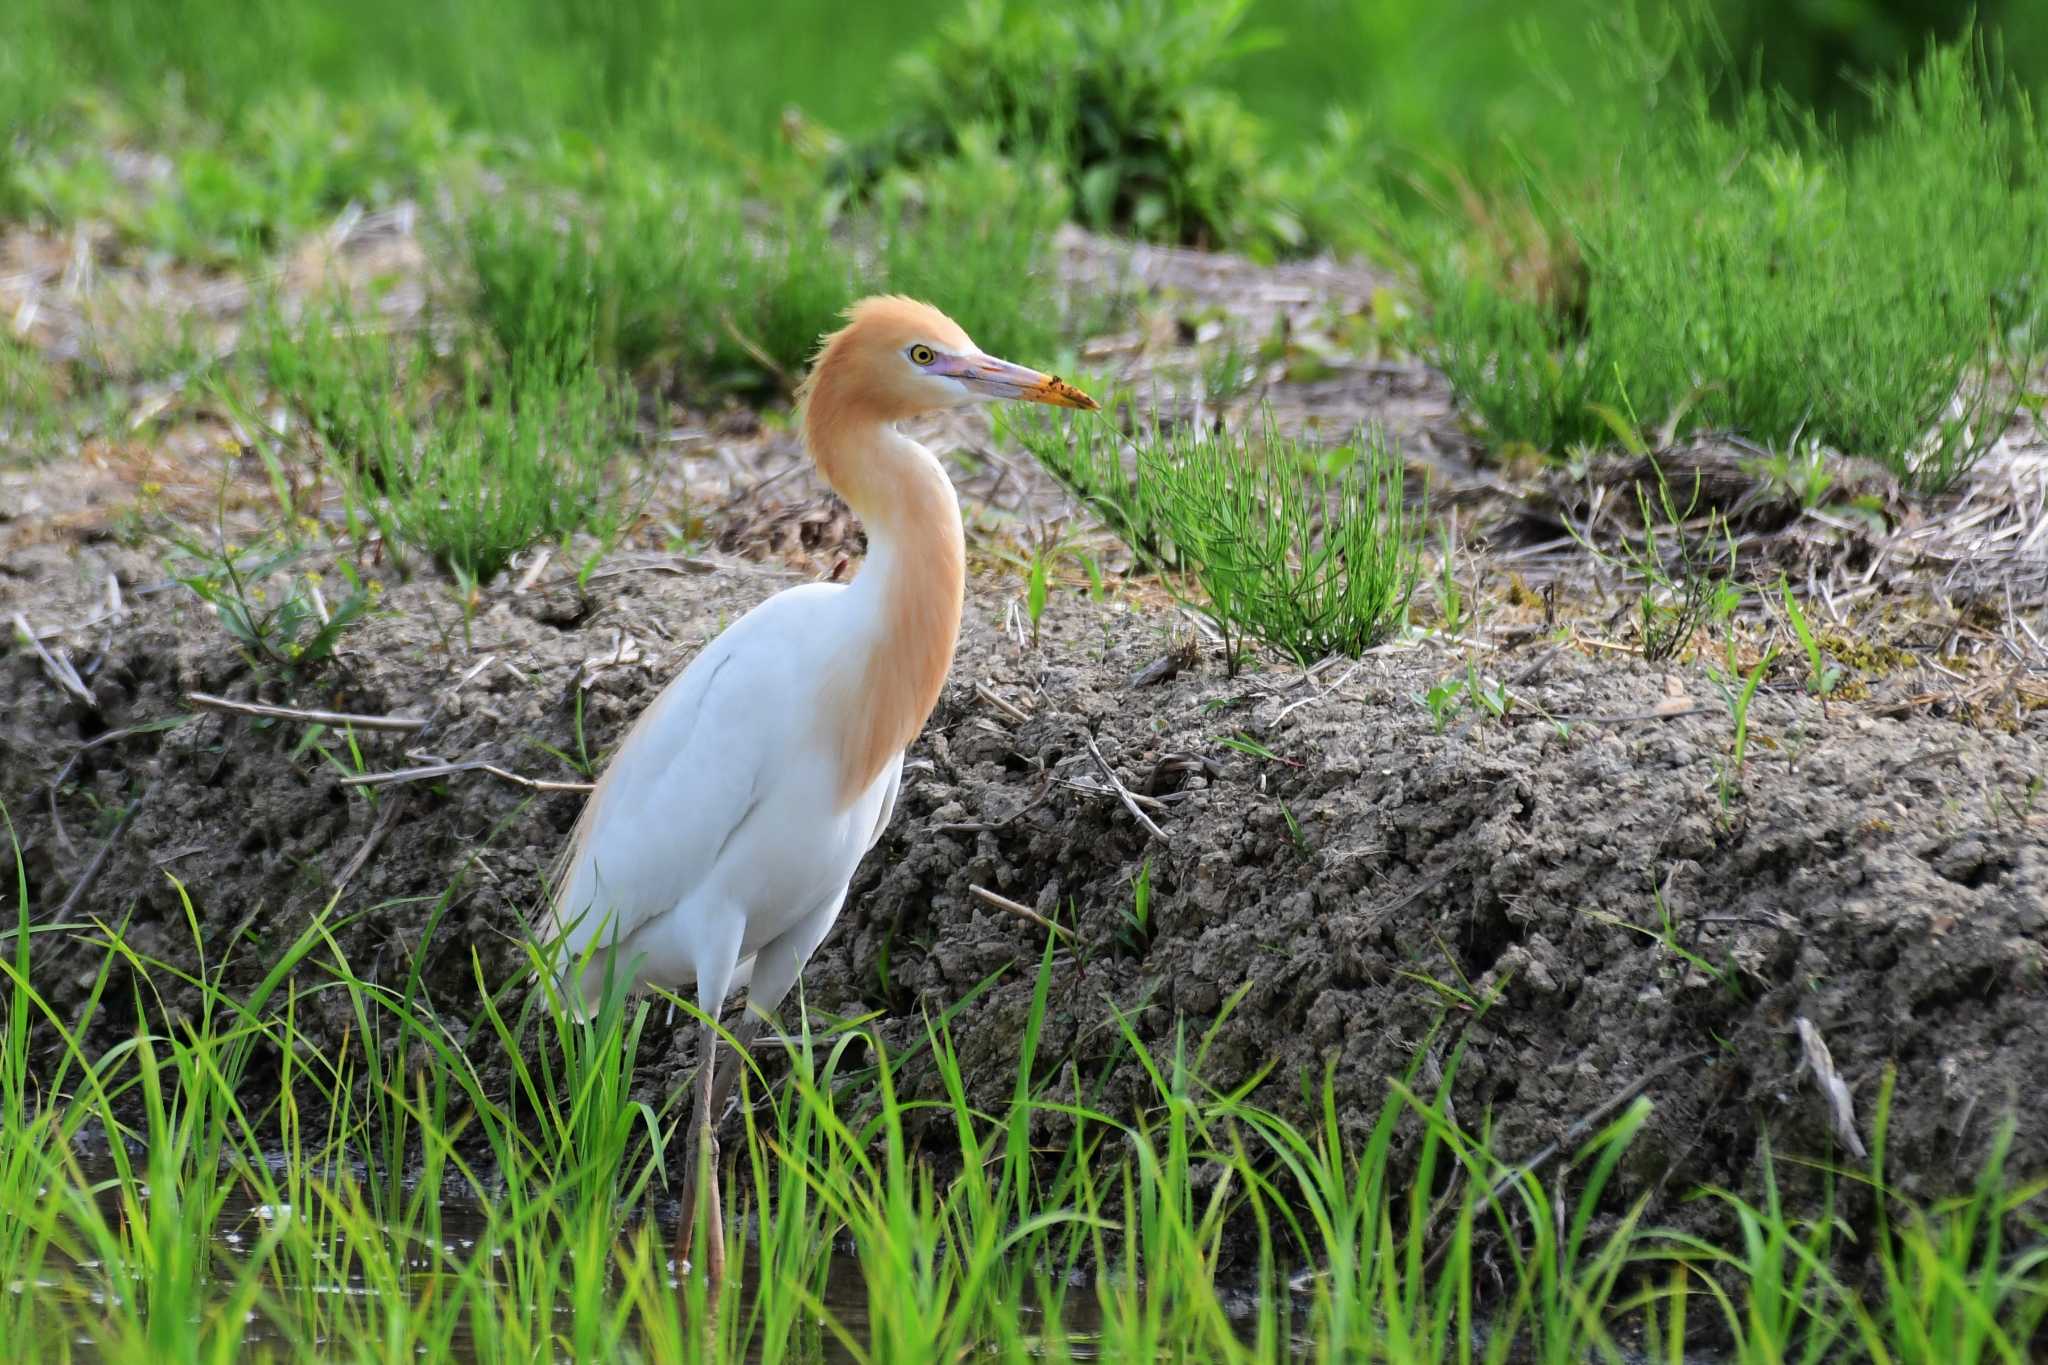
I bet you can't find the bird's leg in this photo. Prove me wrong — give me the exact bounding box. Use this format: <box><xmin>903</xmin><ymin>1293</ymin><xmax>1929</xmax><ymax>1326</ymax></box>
<box><xmin>674</xmin><ymin>1018</ymin><xmax>725</xmax><ymax>1295</ymax></box>
<box><xmin>706</xmin><ymin>1011</ymin><xmax>764</xmax><ymax>1123</ymax></box>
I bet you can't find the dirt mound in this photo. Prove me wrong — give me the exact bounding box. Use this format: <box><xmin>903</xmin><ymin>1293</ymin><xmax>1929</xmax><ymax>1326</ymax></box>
<box><xmin>7</xmin><ymin>550</ymin><xmax>2046</xmax><ymax>1240</ymax></box>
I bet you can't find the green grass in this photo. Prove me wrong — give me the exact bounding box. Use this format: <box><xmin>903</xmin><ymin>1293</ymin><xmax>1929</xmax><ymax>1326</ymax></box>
<box><xmin>1422</xmin><ymin>30</ymin><xmax>2048</xmax><ymax>488</ymax></box>
<box><xmin>459</xmin><ymin>135</ymin><xmax>1075</xmax><ymax>396</ymax></box>
<box><xmin>384</xmin><ymin>354</ymin><xmax>632</xmax><ymax>588</ymax></box>
<box><xmin>3</xmin><ymin>821</ymin><xmax>2045</xmax><ymax>1362</ymax></box>
<box><xmin>846</xmin><ymin>0</ymin><xmax>1305</xmax><ymax>254</ymax></box>
<box><xmin>12</xmin><ymin>0</ymin><xmax>2045</xmax><ymax>263</ymax></box>
<box><xmin>10</xmin><ymin>90</ymin><xmax>475</xmax><ymax>264</ymax></box>
<box><xmin>1009</xmin><ymin>405</ymin><xmax>1419</xmax><ymax>672</ymax></box>
<box><xmin>249</xmin><ymin>292</ymin><xmax>634</xmax><ymax>588</ymax></box>
<box><xmin>0</xmin><ymin>336</ymin><xmax>68</xmax><ymax>463</ymax></box>
<box><xmin>460</xmin><ymin>174</ymin><xmax>849</xmax><ymax>394</ymax></box>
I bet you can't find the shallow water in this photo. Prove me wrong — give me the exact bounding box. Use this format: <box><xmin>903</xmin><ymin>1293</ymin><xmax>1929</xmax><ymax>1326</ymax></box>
<box><xmin>33</xmin><ymin>1159</ymin><xmax>1139</xmax><ymax>1362</ymax></box>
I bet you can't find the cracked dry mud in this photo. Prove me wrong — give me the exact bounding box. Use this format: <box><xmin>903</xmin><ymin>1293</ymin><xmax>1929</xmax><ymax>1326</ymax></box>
<box><xmin>5</xmin><ymin>539</ymin><xmax>2045</xmax><ymax>1254</ymax></box>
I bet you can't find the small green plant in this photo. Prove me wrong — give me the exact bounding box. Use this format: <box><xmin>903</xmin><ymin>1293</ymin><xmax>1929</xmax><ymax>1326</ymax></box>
<box><xmin>1003</xmin><ymin>388</ymin><xmax>1173</xmax><ymax>570</ymax></box>
<box><xmin>1006</xmin><ymin>518</ymin><xmax>1114</xmax><ymax>649</ymax></box>
<box><xmin>0</xmin><ymin>338</ymin><xmax>68</xmax><ymax>465</ymax></box>
<box><xmin>1779</xmin><ymin>577</ymin><xmax>1842</xmax><ymax>702</ymax></box>
<box><xmin>1567</xmin><ymin>465</ymin><xmax>1743</xmax><ymax>663</ymax></box>
<box><xmin>1278</xmin><ymin>802</ymin><xmax>1311</xmax><ymax>859</ymax></box>
<box><xmin>1217</xmin><ymin>732</ymin><xmax>1286</xmax><ymax>763</ymax></box>
<box><xmin>1418</xmin><ymin>671</ymin><xmax>1469</xmax><ymax>733</ymax></box>
<box><xmin>853</xmin><ymin>0</ymin><xmax>1303</xmax><ymax>254</ymax></box>
<box><xmin>528</xmin><ymin>690</ymin><xmax>603</xmax><ymax>781</ymax></box>
<box><xmin>1593</xmin><ymin>876</ymin><xmax>1737</xmax><ymax>996</ymax></box>
<box><xmin>1025</xmin><ymin>547</ymin><xmax>1051</xmax><ymax>647</ymax></box>
<box><xmin>167</xmin><ymin>530</ymin><xmax>377</xmax><ymax>681</ymax></box>
<box><xmin>1432</xmin><ymin>531</ymin><xmax>1470</xmax><ymax>638</ymax></box>
<box><xmin>1706</xmin><ymin>635</ymin><xmax>1778</xmax><ymax>813</ymax></box>
<box><xmin>1747</xmin><ymin>439</ymin><xmax>1838</xmax><ymax>510</ymax></box>
<box><xmin>1416</xmin><ymin>657</ymin><xmax>1517</xmax><ymax>734</ymax></box>
<box><xmin>1141</xmin><ymin>419</ymin><xmax>1418</xmax><ymax>674</ymax></box>
<box><xmin>1115</xmin><ymin>857</ymin><xmax>1154</xmax><ymax>955</ymax></box>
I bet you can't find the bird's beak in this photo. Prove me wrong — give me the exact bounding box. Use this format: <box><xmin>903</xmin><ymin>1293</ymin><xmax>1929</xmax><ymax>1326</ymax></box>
<box><xmin>941</xmin><ymin>353</ymin><xmax>1099</xmax><ymax>410</ymax></box>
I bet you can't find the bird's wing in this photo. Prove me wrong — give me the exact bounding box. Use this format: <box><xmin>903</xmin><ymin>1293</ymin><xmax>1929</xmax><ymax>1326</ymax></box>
<box><xmin>865</xmin><ymin>759</ymin><xmax>904</xmax><ymax>852</ymax></box>
<box><xmin>545</xmin><ymin>584</ymin><xmax>844</xmax><ymax>966</ymax></box>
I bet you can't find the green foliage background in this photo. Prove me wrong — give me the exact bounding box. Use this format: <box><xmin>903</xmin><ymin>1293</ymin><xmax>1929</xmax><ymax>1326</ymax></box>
<box><xmin>10</xmin><ymin>0</ymin><xmax>2044</xmax><ymax>168</ymax></box>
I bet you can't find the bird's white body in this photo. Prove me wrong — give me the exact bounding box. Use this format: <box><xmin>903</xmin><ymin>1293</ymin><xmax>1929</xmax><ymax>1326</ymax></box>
<box><xmin>538</xmin><ymin>297</ymin><xmax>1094</xmax><ymax>1284</ymax></box>
<box><xmin>551</xmin><ymin>578</ymin><xmax>903</xmax><ymax>1014</ymax></box>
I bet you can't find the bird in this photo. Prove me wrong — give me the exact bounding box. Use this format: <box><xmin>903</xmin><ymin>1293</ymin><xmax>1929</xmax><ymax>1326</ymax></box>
<box><xmin>542</xmin><ymin>295</ymin><xmax>1096</xmax><ymax>1286</ymax></box>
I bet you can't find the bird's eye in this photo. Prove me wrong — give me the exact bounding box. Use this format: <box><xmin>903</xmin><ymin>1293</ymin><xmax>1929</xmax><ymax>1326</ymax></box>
<box><xmin>908</xmin><ymin>344</ymin><xmax>936</xmax><ymax>367</ymax></box>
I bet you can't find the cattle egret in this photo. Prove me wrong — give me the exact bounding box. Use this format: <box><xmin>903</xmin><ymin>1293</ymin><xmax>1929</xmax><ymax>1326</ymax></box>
<box><xmin>544</xmin><ymin>296</ymin><xmax>1096</xmax><ymax>1285</ymax></box>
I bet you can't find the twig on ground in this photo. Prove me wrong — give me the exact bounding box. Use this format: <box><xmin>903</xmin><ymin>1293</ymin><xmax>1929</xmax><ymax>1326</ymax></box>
<box><xmin>186</xmin><ymin>692</ymin><xmax>428</xmax><ymax>732</ymax></box>
<box><xmin>1420</xmin><ymin>1047</ymin><xmax>1711</xmax><ymax>1276</ymax></box>
<box><xmin>1881</xmin><ymin>745</ymin><xmax>1966</xmax><ymax>781</ymax></box>
<box><xmin>969</xmin><ymin>884</ymin><xmax>1073</xmax><ymax>943</ymax></box>
<box><xmin>934</xmin><ymin>771</ymin><xmax>1055</xmax><ymax>834</ymax></box>
<box><xmin>1483</xmin><ymin>1049</ymin><xmax>1710</xmax><ymax>1206</ymax></box>
<box><xmin>339</xmin><ymin>759</ymin><xmax>593</xmax><ymax>794</ymax></box>
<box><xmin>1273</xmin><ymin>659</ymin><xmax>1367</xmax><ymax>725</ymax></box>
<box><xmin>1507</xmin><ymin>644</ymin><xmax>1566</xmax><ymax>689</ymax></box>
<box><xmin>37</xmin><ymin>718</ymin><xmax>190</xmax><ymax>857</ymax></box>
<box><xmin>1054</xmin><ymin>777</ymin><xmax>1178</xmax><ymax>811</ymax></box>
<box><xmin>561</xmin><ymin>554</ymin><xmax>729</xmax><ymax>588</ymax></box>
<box><xmin>57</xmin><ymin>778</ymin><xmax>156</xmax><ymax>920</ymax></box>
<box><xmin>332</xmin><ymin>792</ymin><xmax>408</xmax><ymax>902</ymax></box>
<box><xmin>1084</xmin><ymin>737</ymin><xmax>1171</xmax><ymax>845</ymax></box>
<box><xmin>974</xmin><ymin>680</ymin><xmax>1032</xmax><ymax>725</ymax></box>
<box><xmin>1525</xmin><ymin>698</ymin><xmax>1696</xmax><ymax>726</ymax></box>
<box><xmin>13</xmin><ymin>613</ymin><xmax>97</xmax><ymax>708</ymax></box>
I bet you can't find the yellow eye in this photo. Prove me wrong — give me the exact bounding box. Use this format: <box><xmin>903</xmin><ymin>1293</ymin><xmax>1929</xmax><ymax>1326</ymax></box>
<box><xmin>908</xmin><ymin>344</ymin><xmax>936</xmax><ymax>367</ymax></box>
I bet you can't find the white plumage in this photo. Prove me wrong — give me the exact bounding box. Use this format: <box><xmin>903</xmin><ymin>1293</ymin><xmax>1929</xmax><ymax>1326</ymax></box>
<box><xmin>550</xmin><ymin>580</ymin><xmax>903</xmax><ymax>1018</ymax></box>
<box><xmin>537</xmin><ymin>295</ymin><xmax>1095</xmax><ymax>1287</ymax></box>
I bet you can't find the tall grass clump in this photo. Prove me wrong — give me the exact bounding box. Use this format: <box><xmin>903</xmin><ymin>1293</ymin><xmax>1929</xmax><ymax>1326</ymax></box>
<box><xmin>256</xmin><ymin>296</ymin><xmax>631</xmax><ymax>585</ymax></box>
<box><xmin>849</xmin><ymin>0</ymin><xmax>1302</xmax><ymax>255</ymax></box>
<box><xmin>462</xmin><ymin>173</ymin><xmax>853</xmax><ymax>393</ymax></box>
<box><xmin>864</xmin><ymin>132</ymin><xmax>1078</xmax><ymax>363</ymax></box>
<box><xmin>381</xmin><ymin>354</ymin><xmax>630</xmax><ymax>585</ymax></box>
<box><xmin>9</xmin><ymin>88</ymin><xmax>474</xmax><ymax>261</ymax></box>
<box><xmin>1004</xmin><ymin>391</ymin><xmax>1174</xmax><ymax>567</ymax></box>
<box><xmin>0</xmin><ymin>337</ymin><xmax>68</xmax><ymax>465</ymax></box>
<box><xmin>1011</xmin><ymin>407</ymin><xmax>1418</xmax><ymax>671</ymax></box>
<box><xmin>1152</xmin><ymin>421</ymin><xmax>1417</xmax><ymax>671</ymax></box>
<box><xmin>1424</xmin><ymin>30</ymin><xmax>2048</xmax><ymax>490</ymax></box>
<box><xmin>462</xmin><ymin>144</ymin><xmax>1073</xmax><ymax>400</ymax></box>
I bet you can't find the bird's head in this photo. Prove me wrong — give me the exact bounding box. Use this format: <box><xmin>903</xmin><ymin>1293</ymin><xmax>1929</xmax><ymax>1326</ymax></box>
<box><xmin>799</xmin><ymin>295</ymin><xmax>1097</xmax><ymax>434</ymax></box>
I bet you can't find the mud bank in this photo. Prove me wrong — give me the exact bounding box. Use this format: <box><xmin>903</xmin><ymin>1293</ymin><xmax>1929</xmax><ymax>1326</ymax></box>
<box><xmin>6</xmin><ymin>549</ymin><xmax>2045</xmax><ymax>1247</ymax></box>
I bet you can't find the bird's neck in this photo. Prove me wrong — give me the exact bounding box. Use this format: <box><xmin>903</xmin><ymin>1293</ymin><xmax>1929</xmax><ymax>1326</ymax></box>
<box><xmin>809</xmin><ymin>418</ymin><xmax>966</xmax><ymax>807</ymax></box>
